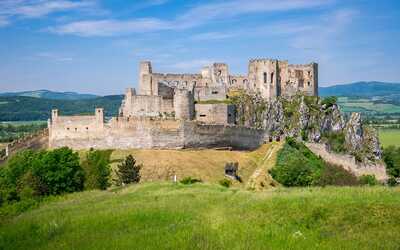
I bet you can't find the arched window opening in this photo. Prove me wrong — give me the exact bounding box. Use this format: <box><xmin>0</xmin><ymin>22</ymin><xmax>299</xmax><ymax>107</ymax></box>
<box><xmin>270</xmin><ymin>72</ymin><xmax>274</xmax><ymax>84</ymax></box>
<box><xmin>263</xmin><ymin>72</ymin><xmax>267</xmax><ymax>84</ymax></box>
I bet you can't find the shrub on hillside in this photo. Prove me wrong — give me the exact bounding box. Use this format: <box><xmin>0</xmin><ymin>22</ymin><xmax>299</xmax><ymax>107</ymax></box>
<box><xmin>270</xmin><ymin>138</ymin><xmax>324</xmax><ymax>186</ymax></box>
<box><xmin>0</xmin><ymin>147</ymin><xmax>85</xmax><ymax>206</ymax></box>
<box><xmin>359</xmin><ymin>175</ymin><xmax>378</xmax><ymax>186</ymax></box>
<box><xmin>316</xmin><ymin>164</ymin><xmax>359</xmax><ymax>186</ymax></box>
<box><xmin>115</xmin><ymin>155</ymin><xmax>142</xmax><ymax>186</ymax></box>
<box><xmin>322</xmin><ymin>132</ymin><xmax>346</xmax><ymax>153</ymax></box>
<box><xmin>321</xmin><ymin>96</ymin><xmax>338</xmax><ymax>108</ymax></box>
<box><xmin>81</xmin><ymin>149</ymin><xmax>112</xmax><ymax>190</ymax></box>
<box><xmin>383</xmin><ymin>146</ymin><xmax>400</xmax><ymax>179</ymax></box>
<box><xmin>180</xmin><ymin>177</ymin><xmax>202</xmax><ymax>185</ymax></box>
<box><xmin>219</xmin><ymin>179</ymin><xmax>231</xmax><ymax>188</ymax></box>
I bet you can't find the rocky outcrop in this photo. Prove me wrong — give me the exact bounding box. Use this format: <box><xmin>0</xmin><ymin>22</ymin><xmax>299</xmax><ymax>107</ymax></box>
<box><xmin>345</xmin><ymin>112</ymin><xmax>364</xmax><ymax>151</ymax></box>
<box><xmin>234</xmin><ymin>93</ymin><xmax>382</xmax><ymax>162</ymax></box>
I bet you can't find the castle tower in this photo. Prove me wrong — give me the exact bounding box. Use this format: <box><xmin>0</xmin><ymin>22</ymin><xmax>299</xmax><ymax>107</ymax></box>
<box><xmin>139</xmin><ymin>61</ymin><xmax>153</xmax><ymax>95</ymax></box>
<box><xmin>51</xmin><ymin>109</ymin><xmax>59</xmax><ymax>122</ymax></box>
<box><xmin>95</xmin><ymin>108</ymin><xmax>104</xmax><ymax>128</ymax></box>
<box><xmin>174</xmin><ymin>88</ymin><xmax>194</xmax><ymax>120</ymax></box>
<box><xmin>248</xmin><ymin>59</ymin><xmax>279</xmax><ymax>100</ymax></box>
<box><xmin>211</xmin><ymin>63</ymin><xmax>229</xmax><ymax>85</ymax></box>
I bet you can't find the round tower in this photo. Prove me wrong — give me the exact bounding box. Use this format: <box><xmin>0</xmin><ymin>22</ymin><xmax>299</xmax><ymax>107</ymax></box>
<box><xmin>174</xmin><ymin>88</ymin><xmax>194</xmax><ymax>120</ymax></box>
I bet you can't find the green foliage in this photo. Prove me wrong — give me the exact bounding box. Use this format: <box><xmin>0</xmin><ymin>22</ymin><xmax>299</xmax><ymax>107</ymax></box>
<box><xmin>316</xmin><ymin>164</ymin><xmax>359</xmax><ymax>186</ymax></box>
<box><xmin>219</xmin><ymin>179</ymin><xmax>231</xmax><ymax>188</ymax></box>
<box><xmin>322</xmin><ymin>131</ymin><xmax>346</xmax><ymax>153</ymax></box>
<box><xmin>115</xmin><ymin>155</ymin><xmax>142</xmax><ymax>186</ymax></box>
<box><xmin>0</xmin><ymin>123</ymin><xmax>47</xmax><ymax>143</ymax></box>
<box><xmin>179</xmin><ymin>177</ymin><xmax>202</xmax><ymax>185</ymax></box>
<box><xmin>383</xmin><ymin>146</ymin><xmax>400</xmax><ymax>178</ymax></box>
<box><xmin>359</xmin><ymin>175</ymin><xmax>379</xmax><ymax>186</ymax></box>
<box><xmin>270</xmin><ymin>138</ymin><xmax>325</xmax><ymax>186</ymax></box>
<box><xmin>0</xmin><ymin>147</ymin><xmax>85</xmax><ymax>206</ymax></box>
<box><xmin>0</xmin><ymin>95</ymin><xmax>123</xmax><ymax>121</ymax></box>
<box><xmin>321</xmin><ymin>96</ymin><xmax>338</xmax><ymax>108</ymax></box>
<box><xmin>81</xmin><ymin>149</ymin><xmax>112</xmax><ymax>190</ymax></box>
<box><xmin>271</xmin><ymin>137</ymin><xmax>358</xmax><ymax>187</ymax></box>
<box><xmin>2</xmin><ymin>183</ymin><xmax>400</xmax><ymax>249</ymax></box>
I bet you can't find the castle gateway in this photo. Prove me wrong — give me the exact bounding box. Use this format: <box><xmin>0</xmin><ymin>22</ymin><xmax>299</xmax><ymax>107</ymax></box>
<box><xmin>48</xmin><ymin>59</ymin><xmax>318</xmax><ymax>150</ymax></box>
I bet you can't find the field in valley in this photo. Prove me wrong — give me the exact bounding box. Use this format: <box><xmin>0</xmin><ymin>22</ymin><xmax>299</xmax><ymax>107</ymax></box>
<box><xmin>378</xmin><ymin>128</ymin><xmax>400</xmax><ymax>147</ymax></box>
<box><xmin>1</xmin><ymin>183</ymin><xmax>399</xmax><ymax>250</ymax></box>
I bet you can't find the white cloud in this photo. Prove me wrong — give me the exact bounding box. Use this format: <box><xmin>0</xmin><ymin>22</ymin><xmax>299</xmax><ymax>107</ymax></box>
<box><xmin>35</xmin><ymin>52</ymin><xmax>74</xmax><ymax>62</ymax></box>
<box><xmin>0</xmin><ymin>0</ymin><xmax>97</xmax><ymax>27</ymax></box>
<box><xmin>48</xmin><ymin>18</ymin><xmax>171</xmax><ymax>36</ymax></box>
<box><xmin>48</xmin><ymin>0</ymin><xmax>333</xmax><ymax>37</ymax></box>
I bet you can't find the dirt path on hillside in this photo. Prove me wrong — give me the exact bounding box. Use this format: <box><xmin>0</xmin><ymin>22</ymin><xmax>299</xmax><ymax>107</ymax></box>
<box><xmin>246</xmin><ymin>142</ymin><xmax>283</xmax><ymax>190</ymax></box>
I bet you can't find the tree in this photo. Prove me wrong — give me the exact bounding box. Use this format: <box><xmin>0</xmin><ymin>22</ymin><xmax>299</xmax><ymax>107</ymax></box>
<box><xmin>115</xmin><ymin>155</ymin><xmax>141</xmax><ymax>186</ymax></box>
<box><xmin>81</xmin><ymin>149</ymin><xmax>111</xmax><ymax>190</ymax></box>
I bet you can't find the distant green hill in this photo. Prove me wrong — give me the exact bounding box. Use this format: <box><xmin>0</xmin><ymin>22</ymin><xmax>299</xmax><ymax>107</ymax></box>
<box><xmin>0</xmin><ymin>90</ymin><xmax>98</xmax><ymax>100</ymax></box>
<box><xmin>0</xmin><ymin>95</ymin><xmax>123</xmax><ymax>121</ymax></box>
<box><xmin>320</xmin><ymin>81</ymin><xmax>400</xmax><ymax>97</ymax></box>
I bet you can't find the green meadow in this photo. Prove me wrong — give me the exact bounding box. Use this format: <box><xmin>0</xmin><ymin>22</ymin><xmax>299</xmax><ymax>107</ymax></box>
<box><xmin>379</xmin><ymin>128</ymin><xmax>400</xmax><ymax>147</ymax></box>
<box><xmin>1</xmin><ymin>183</ymin><xmax>400</xmax><ymax>250</ymax></box>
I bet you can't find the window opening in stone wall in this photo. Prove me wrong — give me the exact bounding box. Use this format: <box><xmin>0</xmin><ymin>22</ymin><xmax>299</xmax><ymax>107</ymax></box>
<box><xmin>212</xmin><ymin>91</ymin><xmax>219</xmax><ymax>94</ymax></box>
<box><xmin>263</xmin><ymin>72</ymin><xmax>267</xmax><ymax>84</ymax></box>
<box><xmin>67</xmin><ymin>127</ymin><xmax>70</xmax><ymax>130</ymax></box>
<box><xmin>307</xmin><ymin>81</ymin><xmax>311</xmax><ymax>86</ymax></box>
<box><xmin>200</xmin><ymin>114</ymin><xmax>206</xmax><ymax>117</ymax></box>
<box><xmin>270</xmin><ymin>72</ymin><xmax>274</xmax><ymax>84</ymax></box>
<box><xmin>75</xmin><ymin>128</ymin><xmax>77</xmax><ymax>131</ymax></box>
<box><xmin>308</xmin><ymin>71</ymin><xmax>311</xmax><ymax>76</ymax></box>
<box><xmin>299</xmin><ymin>80</ymin><xmax>304</xmax><ymax>88</ymax></box>
<box><xmin>86</xmin><ymin>127</ymin><xmax>89</xmax><ymax>130</ymax></box>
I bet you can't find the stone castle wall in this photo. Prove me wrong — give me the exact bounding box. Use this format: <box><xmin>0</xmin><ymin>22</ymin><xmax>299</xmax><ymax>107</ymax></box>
<box><xmin>49</xmin><ymin>116</ymin><xmax>265</xmax><ymax>150</ymax></box>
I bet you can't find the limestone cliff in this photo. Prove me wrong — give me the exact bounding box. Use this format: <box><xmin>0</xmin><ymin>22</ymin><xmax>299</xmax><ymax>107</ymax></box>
<box><xmin>231</xmin><ymin>93</ymin><xmax>382</xmax><ymax>163</ymax></box>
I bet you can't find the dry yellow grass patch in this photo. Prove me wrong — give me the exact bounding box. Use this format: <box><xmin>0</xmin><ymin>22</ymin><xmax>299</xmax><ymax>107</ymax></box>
<box><xmin>109</xmin><ymin>143</ymin><xmax>281</xmax><ymax>185</ymax></box>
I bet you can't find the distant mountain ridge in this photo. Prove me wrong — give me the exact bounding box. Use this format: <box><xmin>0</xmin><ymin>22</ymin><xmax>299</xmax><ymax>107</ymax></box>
<box><xmin>0</xmin><ymin>90</ymin><xmax>98</xmax><ymax>100</ymax></box>
<box><xmin>319</xmin><ymin>81</ymin><xmax>400</xmax><ymax>97</ymax></box>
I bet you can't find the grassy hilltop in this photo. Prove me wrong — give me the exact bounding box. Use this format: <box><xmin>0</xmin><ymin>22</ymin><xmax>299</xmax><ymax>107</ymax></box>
<box><xmin>1</xmin><ymin>183</ymin><xmax>400</xmax><ymax>250</ymax></box>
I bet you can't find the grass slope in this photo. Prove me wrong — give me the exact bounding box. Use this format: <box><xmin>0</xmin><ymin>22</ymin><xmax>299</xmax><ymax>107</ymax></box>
<box><xmin>1</xmin><ymin>183</ymin><xmax>399</xmax><ymax>249</ymax></box>
<box><xmin>106</xmin><ymin>143</ymin><xmax>280</xmax><ymax>186</ymax></box>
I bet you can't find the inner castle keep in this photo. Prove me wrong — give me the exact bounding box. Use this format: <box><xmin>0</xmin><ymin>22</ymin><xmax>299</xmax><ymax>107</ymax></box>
<box><xmin>48</xmin><ymin>59</ymin><xmax>318</xmax><ymax>150</ymax></box>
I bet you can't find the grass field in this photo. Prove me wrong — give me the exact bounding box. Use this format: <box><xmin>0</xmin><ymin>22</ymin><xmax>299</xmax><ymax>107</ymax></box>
<box><xmin>0</xmin><ymin>183</ymin><xmax>399</xmax><ymax>249</ymax></box>
<box><xmin>83</xmin><ymin>142</ymin><xmax>282</xmax><ymax>188</ymax></box>
<box><xmin>379</xmin><ymin>128</ymin><xmax>400</xmax><ymax>147</ymax></box>
<box><xmin>337</xmin><ymin>97</ymin><xmax>400</xmax><ymax>114</ymax></box>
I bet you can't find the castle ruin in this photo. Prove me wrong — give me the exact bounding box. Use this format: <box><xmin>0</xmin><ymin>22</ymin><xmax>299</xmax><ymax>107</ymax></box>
<box><xmin>49</xmin><ymin>59</ymin><xmax>318</xmax><ymax>150</ymax></box>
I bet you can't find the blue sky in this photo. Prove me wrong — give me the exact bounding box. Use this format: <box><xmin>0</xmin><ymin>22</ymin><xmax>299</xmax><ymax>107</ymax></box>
<box><xmin>0</xmin><ymin>0</ymin><xmax>399</xmax><ymax>95</ymax></box>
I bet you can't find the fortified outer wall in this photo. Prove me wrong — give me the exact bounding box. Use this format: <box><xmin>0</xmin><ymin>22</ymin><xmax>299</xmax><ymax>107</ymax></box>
<box><xmin>49</xmin><ymin>116</ymin><xmax>265</xmax><ymax>150</ymax></box>
<box><xmin>306</xmin><ymin>142</ymin><xmax>387</xmax><ymax>181</ymax></box>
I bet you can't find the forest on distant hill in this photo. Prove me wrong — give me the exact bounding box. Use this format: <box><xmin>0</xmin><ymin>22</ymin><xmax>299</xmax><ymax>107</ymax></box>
<box><xmin>0</xmin><ymin>95</ymin><xmax>123</xmax><ymax>121</ymax></box>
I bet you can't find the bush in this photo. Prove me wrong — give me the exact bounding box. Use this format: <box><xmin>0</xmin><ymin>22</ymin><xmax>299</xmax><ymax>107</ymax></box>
<box><xmin>270</xmin><ymin>138</ymin><xmax>324</xmax><ymax>187</ymax></box>
<box><xmin>321</xmin><ymin>96</ymin><xmax>338</xmax><ymax>108</ymax></box>
<box><xmin>387</xmin><ymin>177</ymin><xmax>398</xmax><ymax>187</ymax></box>
<box><xmin>0</xmin><ymin>147</ymin><xmax>85</xmax><ymax>206</ymax></box>
<box><xmin>359</xmin><ymin>175</ymin><xmax>378</xmax><ymax>186</ymax></box>
<box><xmin>219</xmin><ymin>179</ymin><xmax>231</xmax><ymax>188</ymax></box>
<box><xmin>383</xmin><ymin>146</ymin><xmax>400</xmax><ymax>178</ymax></box>
<box><xmin>81</xmin><ymin>149</ymin><xmax>112</xmax><ymax>190</ymax></box>
<box><xmin>316</xmin><ymin>164</ymin><xmax>359</xmax><ymax>186</ymax></box>
<box><xmin>180</xmin><ymin>177</ymin><xmax>202</xmax><ymax>185</ymax></box>
<box><xmin>115</xmin><ymin>155</ymin><xmax>141</xmax><ymax>186</ymax></box>
<box><xmin>322</xmin><ymin>132</ymin><xmax>346</xmax><ymax>153</ymax></box>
